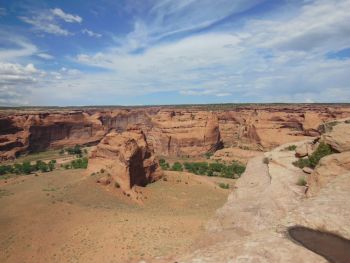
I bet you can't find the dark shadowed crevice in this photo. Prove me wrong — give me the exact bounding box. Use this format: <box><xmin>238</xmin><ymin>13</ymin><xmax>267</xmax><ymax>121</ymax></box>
<box><xmin>288</xmin><ymin>226</ymin><xmax>350</xmax><ymax>263</ymax></box>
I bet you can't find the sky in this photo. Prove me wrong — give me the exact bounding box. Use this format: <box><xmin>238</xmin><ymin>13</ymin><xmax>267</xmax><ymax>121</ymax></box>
<box><xmin>0</xmin><ymin>0</ymin><xmax>350</xmax><ymax>106</ymax></box>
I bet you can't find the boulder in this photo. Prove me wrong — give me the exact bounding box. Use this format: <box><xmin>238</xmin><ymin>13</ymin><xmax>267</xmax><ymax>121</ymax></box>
<box><xmin>302</xmin><ymin>167</ymin><xmax>313</xmax><ymax>174</ymax></box>
<box><xmin>323</xmin><ymin>123</ymin><xmax>350</xmax><ymax>152</ymax></box>
<box><xmin>295</xmin><ymin>142</ymin><xmax>315</xmax><ymax>157</ymax></box>
<box><xmin>307</xmin><ymin>151</ymin><xmax>350</xmax><ymax>197</ymax></box>
<box><xmin>87</xmin><ymin>129</ymin><xmax>162</xmax><ymax>192</ymax></box>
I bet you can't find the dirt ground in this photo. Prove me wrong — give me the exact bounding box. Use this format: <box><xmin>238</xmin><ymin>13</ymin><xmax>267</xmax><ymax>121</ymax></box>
<box><xmin>0</xmin><ymin>169</ymin><xmax>230</xmax><ymax>263</ymax></box>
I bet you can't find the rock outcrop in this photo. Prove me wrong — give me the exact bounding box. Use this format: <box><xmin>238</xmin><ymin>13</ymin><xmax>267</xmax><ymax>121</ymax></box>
<box><xmin>181</xmin><ymin>135</ymin><xmax>350</xmax><ymax>262</ymax></box>
<box><xmin>323</xmin><ymin>122</ymin><xmax>350</xmax><ymax>152</ymax></box>
<box><xmin>307</xmin><ymin>151</ymin><xmax>350</xmax><ymax>196</ymax></box>
<box><xmin>87</xmin><ymin>129</ymin><xmax>162</xmax><ymax>192</ymax></box>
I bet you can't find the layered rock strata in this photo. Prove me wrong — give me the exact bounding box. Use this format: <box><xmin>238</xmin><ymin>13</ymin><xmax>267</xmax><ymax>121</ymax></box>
<box><xmin>87</xmin><ymin>129</ymin><xmax>162</xmax><ymax>192</ymax></box>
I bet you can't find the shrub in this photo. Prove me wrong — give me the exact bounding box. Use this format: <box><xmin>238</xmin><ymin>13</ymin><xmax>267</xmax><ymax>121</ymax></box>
<box><xmin>59</xmin><ymin>149</ymin><xmax>65</xmax><ymax>155</ymax></box>
<box><xmin>297</xmin><ymin>176</ymin><xmax>307</xmax><ymax>186</ymax></box>
<box><xmin>308</xmin><ymin>142</ymin><xmax>334</xmax><ymax>168</ymax></box>
<box><xmin>36</xmin><ymin>160</ymin><xmax>48</xmax><ymax>172</ymax></box>
<box><xmin>171</xmin><ymin>162</ymin><xmax>183</xmax><ymax>171</ymax></box>
<box><xmin>48</xmin><ymin>160</ymin><xmax>56</xmax><ymax>171</ymax></box>
<box><xmin>285</xmin><ymin>145</ymin><xmax>297</xmax><ymax>151</ymax></box>
<box><xmin>67</xmin><ymin>145</ymin><xmax>82</xmax><ymax>155</ymax></box>
<box><xmin>218</xmin><ymin>183</ymin><xmax>230</xmax><ymax>189</ymax></box>
<box><xmin>22</xmin><ymin>161</ymin><xmax>33</xmax><ymax>174</ymax></box>
<box><xmin>263</xmin><ymin>157</ymin><xmax>269</xmax><ymax>164</ymax></box>
<box><xmin>70</xmin><ymin>157</ymin><xmax>88</xmax><ymax>169</ymax></box>
<box><xmin>293</xmin><ymin>158</ymin><xmax>311</xmax><ymax>169</ymax></box>
<box><xmin>114</xmin><ymin>182</ymin><xmax>120</xmax><ymax>188</ymax></box>
<box><xmin>159</xmin><ymin>159</ymin><xmax>170</xmax><ymax>170</ymax></box>
<box><xmin>293</xmin><ymin>142</ymin><xmax>334</xmax><ymax>169</ymax></box>
<box><xmin>0</xmin><ymin>165</ymin><xmax>14</xmax><ymax>175</ymax></box>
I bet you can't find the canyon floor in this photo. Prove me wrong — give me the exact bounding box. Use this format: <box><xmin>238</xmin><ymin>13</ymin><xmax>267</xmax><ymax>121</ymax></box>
<box><xmin>0</xmin><ymin>165</ymin><xmax>231</xmax><ymax>263</ymax></box>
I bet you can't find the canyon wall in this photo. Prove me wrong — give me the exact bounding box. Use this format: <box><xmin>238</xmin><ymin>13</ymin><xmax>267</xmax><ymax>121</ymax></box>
<box><xmin>1</xmin><ymin>105</ymin><xmax>350</xmax><ymax>160</ymax></box>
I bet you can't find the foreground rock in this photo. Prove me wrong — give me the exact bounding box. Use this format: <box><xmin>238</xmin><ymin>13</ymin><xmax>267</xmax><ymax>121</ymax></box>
<box><xmin>87</xmin><ymin>129</ymin><xmax>162</xmax><ymax>193</ymax></box>
<box><xmin>180</xmin><ymin>138</ymin><xmax>350</xmax><ymax>262</ymax></box>
<box><xmin>323</xmin><ymin>122</ymin><xmax>350</xmax><ymax>152</ymax></box>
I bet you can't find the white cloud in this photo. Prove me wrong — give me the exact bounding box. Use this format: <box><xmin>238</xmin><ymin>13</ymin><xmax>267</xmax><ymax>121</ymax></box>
<box><xmin>82</xmin><ymin>29</ymin><xmax>102</xmax><ymax>38</ymax></box>
<box><xmin>0</xmin><ymin>62</ymin><xmax>41</xmax><ymax>105</ymax></box>
<box><xmin>2</xmin><ymin>0</ymin><xmax>350</xmax><ymax>105</ymax></box>
<box><xmin>0</xmin><ymin>32</ymin><xmax>38</xmax><ymax>61</ymax></box>
<box><xmin>70</xmin><ymin>0</ymin><xmax>350</xmax><ymax>103</ymax></box>
<box><xmin>51</xmin><ymin>8</ymin><xmax>82</xmax><ymax>23</ymax></box>
<box><xmin>19</xmin><ymin>15</ymin><xmax>71</xmax><ymax>36</ymax></box>
<box><xmin>37</xmin><ymin>53</ymin><xmax>54</xmax><ymax>60</ymax></box>
<box><xmin>19</xmin><ymin>8</ymin><xmax>82</xmax><ymax>36</ymax></box>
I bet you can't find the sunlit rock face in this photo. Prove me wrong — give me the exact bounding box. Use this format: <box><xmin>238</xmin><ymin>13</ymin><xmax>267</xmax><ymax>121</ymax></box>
<box><xmin>87</xmin><ymin>129</ymin><xmax>162</xmax><ymax>191</ymax></box>
<box><xmin>1</xmin><ymin>105</ymin><xmax>350</xmax><ymax>160</ymax></box>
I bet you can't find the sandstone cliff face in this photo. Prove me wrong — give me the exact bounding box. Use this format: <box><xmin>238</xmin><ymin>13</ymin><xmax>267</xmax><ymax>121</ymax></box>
<box><xmin>148</xmin><ymin>110</ymin><xmax>223</xmax><ymax>156</ymax></box>
<box><xmin>87</xmin><ymin>129</ymin><xmax>162</xmax><ymax>191</ymax></box>
<box><xmin>1</xmin><ymin>105</ymin><xmax>350</xmax><ymax>160</ymax></box>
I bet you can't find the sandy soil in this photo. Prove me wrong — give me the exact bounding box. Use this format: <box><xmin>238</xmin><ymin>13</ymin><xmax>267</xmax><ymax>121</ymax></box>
<box><xmin>0</xmin><ymin>169</ymin><xmax>229</xmax><ymax>263</ymax></box>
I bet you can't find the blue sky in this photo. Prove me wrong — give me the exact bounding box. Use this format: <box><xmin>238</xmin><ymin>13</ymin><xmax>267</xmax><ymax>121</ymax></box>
<box><xmin>0</xmin><ymin>0</ymin><xmax>349</xmax><ymax>106</ymax></box>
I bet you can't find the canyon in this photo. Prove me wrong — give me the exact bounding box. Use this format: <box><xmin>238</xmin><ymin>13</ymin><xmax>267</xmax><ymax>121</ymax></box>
<box><xmin>1</xmin><ymin>105</ymin><xmax>350</xmax><ymax>262</ymax></box>
<box><xmin>1</xmin><ymin>104</ymin><xmax>350</xmax><ymax>160</ymax></box>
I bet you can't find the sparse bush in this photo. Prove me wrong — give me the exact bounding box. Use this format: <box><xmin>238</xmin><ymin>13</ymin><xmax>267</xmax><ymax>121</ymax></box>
<box><xmin>114</xmin><ymin>182</ymin><xmax>120</xmax><ymax>188</ymax></box>
<box><xmin>293</xmin><ymin>158</ymin><xmax>310</xmax><ymax>169</ymax></box>
<box><xmin>297</xmin><ymin>176</ymin><xmax>307</xmax><ymax>186</ymax></box>
<box><xmin>100</xmin><ymin>168</ymin><xmax>105</xmax><ymax>173</ymax></box>
<box><xmin>59</xmin><ymin>149</ymin><xmax>65</xmax><ymax>155</ymax></box>
<box><xmin>263</xmin><ymin>157</ymin><xmax>269</xmax><ymax>164</ymax></box>
<box><xmin>218</xmin><ymin>183</ymin><xmax>230</xmax><ymax>189</ymax></box>
<box><xmin>285</xmin><ymin>145</ymin><xmax>297</xmax><ymax>151</ymax></box>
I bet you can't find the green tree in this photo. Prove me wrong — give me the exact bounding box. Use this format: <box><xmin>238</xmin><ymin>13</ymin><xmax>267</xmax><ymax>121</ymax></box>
<box><xmin>171</xmin><ymin>162</ymin><xmax>183</xmax><ymax>171</ymax></box>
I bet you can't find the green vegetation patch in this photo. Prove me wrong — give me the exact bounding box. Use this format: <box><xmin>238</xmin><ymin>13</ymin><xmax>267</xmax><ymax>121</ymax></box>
<box><xmin>284</xmin><ymin>145</ymin><xmax>297</xmax><ymax>151</ymax></box>
<box><xmin>63</xmin><ymin>157</ymin><xmax>88</xmax><ymax>169</ymax></box>
<box><xmin>0</xmin><ymin>159</ymin><xmax>56</xmax><ymax>176</ymax></box>
<box><xmin>184</xmin><ymin>161</ymin><xmax>245</xmax><ymax>179</ymax></box>
<box><xmin>293</xmin><ymin>142</ymin><xmax>335</xmax><ymax>169</ymax></box>
<box><xmin>159</xmin><ymin>159</ymin><xmax>170</xmax><ymax>170</ymax></box>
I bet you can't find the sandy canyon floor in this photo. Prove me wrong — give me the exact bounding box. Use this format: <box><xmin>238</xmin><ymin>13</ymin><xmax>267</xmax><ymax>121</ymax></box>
<box><xmin>0</xmin><ymin>167</ymin><xmax>231</xmax><ymax>263</ymax></box>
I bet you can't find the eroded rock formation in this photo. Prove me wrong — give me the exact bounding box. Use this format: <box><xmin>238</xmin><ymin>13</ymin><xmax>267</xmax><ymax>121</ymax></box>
<box><xmin>87</xmin><ymin>129</ymin><xmax>162</xmax><ymax>192</ymax></box>
<box><xmin>1</xmin><ymin>105</ymin><xmax>350</xmax><ymax>160</ymax></box>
